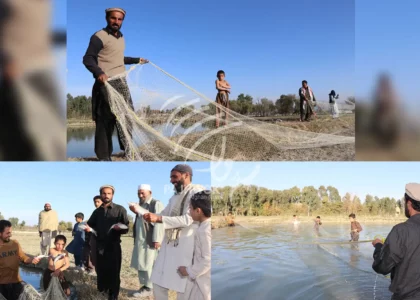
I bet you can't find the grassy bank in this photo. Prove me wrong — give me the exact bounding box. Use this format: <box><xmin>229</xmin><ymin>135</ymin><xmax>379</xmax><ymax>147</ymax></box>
<box><xmin>211</xmin><ymin>215</ymin><xmax>406</xmax><ymax>230</ymax></box>
<box><xmin>14</xmin><ymin>232</ymin><xmax>175</xmax><ymax>300</ymax></box>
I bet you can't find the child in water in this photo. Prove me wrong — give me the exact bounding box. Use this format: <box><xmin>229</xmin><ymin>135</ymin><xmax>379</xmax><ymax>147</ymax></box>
<box><xmin>178</xmin><ymin>191</ymin><xmax>211</xmax><ymax>300</ymax></box>
<box><xmin>43</xmin><ymin>235</ymin><xmax>70</xmax><ymax>296</ymax></box>
<box><xmin>314</xmin><ymin>216</ymin><xmax>322</xmax><ymax>236</ymax></box>
<box><xmin>215</xmin><ymin>70</ymin><xmax>231</xmax><ymax>128</ymax></box>
<box><xmin>349</xmin><ymin>213</ymin><xmax>363</xmax><ymax>242</ymax></box>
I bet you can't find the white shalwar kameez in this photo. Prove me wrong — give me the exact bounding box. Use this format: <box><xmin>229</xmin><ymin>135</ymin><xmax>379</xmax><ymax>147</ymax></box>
<box><xmin>151</xmin><ymin>183</ymin><xmax>205</xmax><ymax>300</ymax></box>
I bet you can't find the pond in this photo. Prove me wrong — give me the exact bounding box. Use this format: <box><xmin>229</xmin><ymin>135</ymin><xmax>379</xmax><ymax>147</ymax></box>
<box><xmin>212</xmin><ymin>222</ymin><xmax>393</xmax><ymax>300</ymax></box>
<box><xmin>67</xmin><ymin>123</ymin><xmax>208</xmax><ymax>158</ymax></box>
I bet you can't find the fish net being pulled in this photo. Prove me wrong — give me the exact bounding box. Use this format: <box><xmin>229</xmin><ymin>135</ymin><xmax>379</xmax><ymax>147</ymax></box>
<box><xmin>103</xmin><ymin>62</ymin><xmax>355</xmax><ymax>161</ymax></box>
<box><xmin>16</xmin><ymin>277</ymin><xmax>68</xmax><ymax>300</ymax></box>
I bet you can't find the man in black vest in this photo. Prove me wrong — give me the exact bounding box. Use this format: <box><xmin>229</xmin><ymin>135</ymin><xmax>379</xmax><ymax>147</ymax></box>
<box><xmin>129</xmin><ymin>184</ymin><xmax>164</xmax><ymax>298</ymax></box>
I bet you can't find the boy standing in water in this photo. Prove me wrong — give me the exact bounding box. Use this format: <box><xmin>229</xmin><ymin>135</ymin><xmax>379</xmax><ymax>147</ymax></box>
<box><xmin>178</xmin><ymin>191</ymin><xmax>211</xmax><ymax>300</ymax></box>
<box><xmin>349</xmin><ymin>213</ymin><xmax>363</xmax><ymax>242</ymax></box>
<box><xmin>215</xmin><ymin>70</ymin><xmax>231</xmax><ymax>128</ymax></box>
<box><xmin>313</xmin><ymin>216</ymin><xmax>322</xmax><ymax>236</ymax></box>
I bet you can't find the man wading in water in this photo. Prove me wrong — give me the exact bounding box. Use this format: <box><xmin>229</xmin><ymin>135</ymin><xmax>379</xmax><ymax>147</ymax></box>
<box><xmin>372</xmin><ymin>183</ymin><xmax>420</xmax><ymax>300</ymax></box>
<box><xmin>83</xmin><ymin>7</ymin><xmax>149</xmax><ymax>161</ymax></box>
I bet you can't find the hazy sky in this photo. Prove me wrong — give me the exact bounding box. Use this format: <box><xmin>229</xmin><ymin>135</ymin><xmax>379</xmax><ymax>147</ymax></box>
<box><xmin>211</xmin><ymin>162</ymin><xmax>418</xmax><ymax>201</ymax></box>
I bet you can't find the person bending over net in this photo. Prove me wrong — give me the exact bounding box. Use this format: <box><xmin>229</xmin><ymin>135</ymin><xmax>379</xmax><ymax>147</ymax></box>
<box><xmin>215</xmin><ymin>70</ymin><xmax>231</xmax><ymax>128</ymax></box>
<box><xmin>42</xmin><ymin>235</ymin><xmax>70</xmax><ymax>297</ymax></box>
<box><xmin>83</xmin><ymin>7</ymin><xmax>149</xmax><ymax>161</ymax></box>
<box><xmin>299</xmin><ymin>80</ymin><xmax>317</xmax><ymax>122</ymax></box>
<box><xmin>0</xmin><ymin>220</ymin><xmax>41</xmax><ymax>300</ymax></box>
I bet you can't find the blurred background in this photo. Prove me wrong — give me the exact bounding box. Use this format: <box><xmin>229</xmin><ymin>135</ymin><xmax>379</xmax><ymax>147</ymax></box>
<box><xmin>0</xmin><ymin>0</ymin><xmax>66</xmax><ymax>161</ymax></box>
<box><xmin>356</xmin><ymin>0</ymin><xmax>420</xmax><ymax>160</ymax></box>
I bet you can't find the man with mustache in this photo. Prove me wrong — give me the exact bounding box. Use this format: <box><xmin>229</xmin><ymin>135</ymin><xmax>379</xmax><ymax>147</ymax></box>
<box><xmin>372</xmin><ymin>183</ymin><xmax>420</xmax><ymax>300</ymax></box>
<box><xmin>38</xmin><ymin>202</ymin><xmax>59</xmax><ymax>255</ymax></box>
<box><xmin>85</xmin><ymin>185</ymin><xmax>129</xmax><ymax>300</ymax></box>
<box><xmin>143</xmin><ymin>164</ymin><xmax>206</xmax><ymax>300</ymax></box>
<box><xmin>83</xmin><ymin>7</ymin><xmax>149</xmax><ymax>161</ymax></box>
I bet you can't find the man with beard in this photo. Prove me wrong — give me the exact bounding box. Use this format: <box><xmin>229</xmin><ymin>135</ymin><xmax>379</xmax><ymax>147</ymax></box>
<box><xmin>298</xmin><ymin>80</ymin><xmax>317</xmax><ymax>122</ymax></box>
<box><xmin>82</xmin><ymin>7</ymin><xmax>149</xmax><ymax>161</ymax></box>
<box><xmin>83</xmin><ymin>195</ymin><xmax>103</xmax><ymax>275</ymax></box>
<box><xmin>372</xmin><ymin>183</ymin><xmax>420</xmax><ymax>300</ymax></box>
<box><xmin>0</xmin><ymin>220</ymin><xmax>40</xmax><ymax>300</ymax></box>
<box><xmin>38</xmin><ymin>203</ymin><xmax>59</xmax><ymax>255</ymax></box>
<box><xmin>143</xmin><ymin>164</ymin><xmax>205</xmax><ymax>300</ymax></box>
<box><xmin>85</xmin><ymin>185</ymin><xmax>129</xmax><ymax>300</ymax></box>
<box><xmin>129</xmin><ymin>184</ymin><xmax>164</xmax><ymax>297</ymax></box>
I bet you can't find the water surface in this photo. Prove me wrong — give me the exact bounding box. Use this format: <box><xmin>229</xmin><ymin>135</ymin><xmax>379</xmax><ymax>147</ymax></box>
<box><xmin>212</xmin><ymin>223</ymin><xmax>393</xmax><ymax>300</ymax></box>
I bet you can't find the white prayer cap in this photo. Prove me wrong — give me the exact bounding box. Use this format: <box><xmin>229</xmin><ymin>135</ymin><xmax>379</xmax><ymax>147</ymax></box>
<box><xmin>406</xmin><ymin>183</ymin><xmax>420</xmax><ymax>202</ymax></box>
<box><xmin>138</xmin><ymin>184</ymin><xmax>151</xmax><ymax>191</ymax></box>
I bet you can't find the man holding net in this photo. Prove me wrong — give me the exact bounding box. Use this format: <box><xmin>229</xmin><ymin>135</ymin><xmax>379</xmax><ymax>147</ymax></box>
<box><xmin>372</xmin><ymin>183</ymin><xmax>420</xmax><ymax>300</ymax></box>
<box><xmin>299</xmin><ymin>80</ymin><xmax>317</xmax><ymax>122</ymax></box>
<box><xmin>83</xmin><ymin>7</ymin><xmax>149</xmax><ymax>161</ymax></box>
<box><xmin>0</xmin><ymin>220</ymin><xmax>41</xmax><ymax>300</ymax></box>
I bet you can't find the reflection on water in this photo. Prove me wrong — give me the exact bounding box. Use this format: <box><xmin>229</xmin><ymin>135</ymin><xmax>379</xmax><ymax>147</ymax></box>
<box><xmin>212</xmin><ymin>223</ymin><xmax>393</xmax><ymax>300</ymax></box>
<box><xmin>20</xmin><ymin>267</ymin><xmax>42</xmax><ymax>291</ymax></box>
<box><xmin>66</xmin><ymin>122</ymin><xmax>207</xmax><ymax>158</ymax></box>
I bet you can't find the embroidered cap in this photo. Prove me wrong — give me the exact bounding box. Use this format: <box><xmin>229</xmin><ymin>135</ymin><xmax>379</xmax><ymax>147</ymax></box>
<box><xmin>105</xmin><ymin>7</ymin><xmax>126</xmax><ymax>16</ymax></box>
<box><xmin>138</xmin><ymin>184</ymin><xmax>151</xmax><ymax>191</ymax></box>
<box><xmin>99</xmin><ymin>185</ymin><xmax>115</xmax><ymax>193</ymax></box>
<box><xmin>406</xmin><ymin>183</ymin><xmax>420</xmax><ymax>202</ymax></box>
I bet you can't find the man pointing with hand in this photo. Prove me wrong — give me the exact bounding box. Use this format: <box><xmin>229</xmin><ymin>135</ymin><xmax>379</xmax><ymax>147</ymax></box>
<box><xmin>83</xmin><ymin>7</ymin><xmax>149</xmax><ymax>161</ymax></box>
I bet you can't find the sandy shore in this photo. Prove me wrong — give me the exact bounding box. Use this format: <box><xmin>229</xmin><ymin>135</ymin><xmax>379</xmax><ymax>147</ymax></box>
<box><xmin>14</xmin><ymin>232</ymin><xmax>175</xmax><ymax>300</ymax></box>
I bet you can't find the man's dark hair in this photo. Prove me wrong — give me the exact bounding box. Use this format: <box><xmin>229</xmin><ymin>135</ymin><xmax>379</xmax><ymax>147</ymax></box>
<box><xmin>54</xmin><ymin>235</ymin><xmax>67</xmax><ymax>244</ymax></box>
<box><xmin>302</xmin><ymin>80</ymin><xmax>308</xmax><ymax>85</ymax></box>
<box><xmin>93</xmin><ymin>196</ymin><xmax>101</xmax><ymax>201</ymax></box>
<box><xmin>0</xmin><ymin>220</ymin><xmax>12</xmax><ymax>233</ymax></box>
<box><xmin>405</xmin><ymin>193</ymin><xmax>420</xmax><ymax>212</ymax></box>
<box><xmin>75</xmin><ymin>213</ymin><xmax>84</xmax><ymax>220</ymax></box>
<box><xmin>293</xmin><ymin>215</ymin><xmax>296</xmax><ymax>217</ymax></box>
<box><xmin>190</xmin><ymin>191</ymin><xmax>212</xmax><ymax>218</ymax></box>
<box><xmin>349</xmin><ymin>213</ymin><xmax>356</xmax><ymax>218</ymax></box>
<box><xmin>217</xmin><ymin>70</ymin><xmax>225</xmax><ymax>77</ymax></box>
<box><xmin>316</xmin><ymin>216</ymin><xmax>321</xmax><ymax>219</ymax></box>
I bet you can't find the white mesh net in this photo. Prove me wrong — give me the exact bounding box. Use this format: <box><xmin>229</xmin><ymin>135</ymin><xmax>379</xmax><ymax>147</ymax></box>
<box><xmin>103</xmin><ymin>62</ymin><xmax>355</xmax><ymax>161</ymax></box>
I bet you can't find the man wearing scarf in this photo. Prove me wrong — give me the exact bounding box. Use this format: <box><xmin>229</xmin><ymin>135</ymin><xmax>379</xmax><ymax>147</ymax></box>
<box><xmin>299</xmin><ymin>80</ymin><xmax>317</xmax><ymax>122</ymax></box>
<box><xmin>38</xmin><ymin>203</ymin><xmax>58</xmax><ymax>255</ymax></box>
<box><xmin>83</xmin><ymin>7</ymin><xmax>149</xmax><ymax>161</ymax></box>
<box><xmin>129</xmin><ymin>184</ymin><xmax>164</xmax><ymax>298</ymax></box>
<box><xmin>143</xmin><ymin>164</ymin><xmax>205</xmax><ymax>300</ymax></box>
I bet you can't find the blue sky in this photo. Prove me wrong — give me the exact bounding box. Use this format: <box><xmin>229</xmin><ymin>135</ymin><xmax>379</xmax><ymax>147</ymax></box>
<box><xmin>356</xmin><ymin>0</ymin><xmax>420</xmax><ymax>106</ymax></box>
<box><xmin>0</xmin><ymin>162</ymin><xmax>210</xmax><ymax>226</ymax></box>
<box><xmin>211</xmin><ymin>162</ymin><xmax>418</xmax><ymax>201</ymax></box>
<box><xmin>67</xmin><ymin>0</ymin><xmax>354</xmax><ymax>107</ymax></box>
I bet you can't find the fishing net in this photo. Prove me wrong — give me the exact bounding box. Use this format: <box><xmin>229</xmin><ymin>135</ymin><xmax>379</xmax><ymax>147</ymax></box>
<box><xmin>103</xmin><ymin>62</ymin><xmax>355</xmax><ymax>161</ymax></box>
<box><xmin>17</xmin><ymin>277</ymin><xmax>68</xmax><ymax>300</ymax></box>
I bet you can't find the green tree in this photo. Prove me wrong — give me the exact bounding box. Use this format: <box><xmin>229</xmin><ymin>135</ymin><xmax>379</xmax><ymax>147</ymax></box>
<box><xmin>327</xmin><ymin>186</ymin><xmax>341</xmax><ymax>202</ymax></box>
<box><xmin>301</xmin><ymin>186</ymin><xmax>320</xmax><ymax>216</ymax></box>
<box><xmin>8</xmin><ymin>217</ymin><xmax>19</xmax><ymax>228</ymax></box>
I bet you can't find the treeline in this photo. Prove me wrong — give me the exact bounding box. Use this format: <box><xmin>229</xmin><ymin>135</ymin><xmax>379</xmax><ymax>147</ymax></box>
<box><xmin>211</xmin><ymin>185</ymin><xmax>402</xmax><ymax>217</ymax></box>
<box><xmin>67</xmin><ymin>92</ymin><xmax>356</xmax><ymax>119</ymax></box>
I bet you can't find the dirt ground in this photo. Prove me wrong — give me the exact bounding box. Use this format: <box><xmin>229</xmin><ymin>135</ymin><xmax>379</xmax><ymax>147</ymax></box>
<box><xmin>68</xmin><ymin>114</ymin><xmax>355</xmax><ymax>162</ymax></box>
<box><xmin>14</xmin><ymin>231</ymin><xmax>175</xmax><ymax>300</ymax></box>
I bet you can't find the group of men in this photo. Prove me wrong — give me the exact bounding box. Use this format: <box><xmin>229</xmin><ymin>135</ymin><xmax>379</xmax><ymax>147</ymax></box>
<box><xmin>81</xmin><ymin>163</ymin><xmax>210</xmax><ymax>300</ymax></box>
